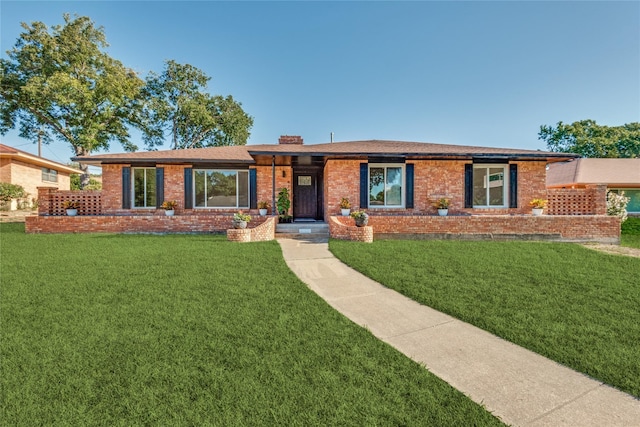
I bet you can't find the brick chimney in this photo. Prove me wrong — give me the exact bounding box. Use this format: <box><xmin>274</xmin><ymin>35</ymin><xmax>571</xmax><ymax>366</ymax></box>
<box><xmin>278</xmin><ymin>135</ymin><xmax>303</xmax><ymax>145</ymax></box>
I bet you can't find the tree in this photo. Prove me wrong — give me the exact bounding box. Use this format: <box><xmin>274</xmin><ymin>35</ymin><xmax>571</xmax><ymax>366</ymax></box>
<box><xmin>141</xmin><ymin>60</ymin><xmax>253</xmax><ymax>149</ymax></box>
<box><xmin>539</xmin><ymin>120</ymin><xmax>640</xmax><ymax>158</ymax></box>
<box><xmin>0</xmin><ymin>182</ymin><xmax>26</xmax><ymax>203</ymax></box>
<box><xmin>0</xmin><ymin>14</ymin><xmax>144</xmax><ymax>187</ymax></box>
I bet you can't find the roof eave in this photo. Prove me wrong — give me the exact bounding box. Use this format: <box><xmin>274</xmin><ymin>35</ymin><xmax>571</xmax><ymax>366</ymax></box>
<box><xmin>1</xmin><ymin>152</ymin><xmax>80</xmax><ymax>174</ymax></box>
<box><xmin>72</xmin><ymin>156</ymin><xmax>255</xmax><ymax>166</ymax></box>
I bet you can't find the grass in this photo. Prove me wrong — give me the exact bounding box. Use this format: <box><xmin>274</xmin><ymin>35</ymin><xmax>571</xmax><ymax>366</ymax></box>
<box><xmin>621</xmin><ymin>217</ymin><xmax>640</xmax><ymax>248</ymax></box>
<box><xmin>329</xmin><ymin>239</ymin><xmax>640</xmax><ymax>398</ymax></box>
<box><xmin>0</xmin><ymin>223</ymin><xmax>503</xmax><ymax>426</ymax></box>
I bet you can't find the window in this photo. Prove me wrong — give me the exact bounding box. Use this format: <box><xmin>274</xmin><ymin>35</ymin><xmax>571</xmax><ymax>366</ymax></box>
<box><xmin>132</xmin><ymin>168</ymin><xmax>156</xmax><ymax>208</ymax></box>
<box><xmin>42</xmin><ymin>168</ymin><xmax>58</xmax><ymax>183</ymax></box>
<box><xmin>473</xmin><ymin>165</ymin><xmax>508</xmax><ymax>207</ymax></box>
<box><xmin>369</xmin><ymin>165</ymin><xmax>404</xmax><ymax>207</ymax></box>
<box><xmin>194</xmin><ymin>169</ymin><xmax>249</xmax><ymax>208</ymax></box>
<box><xmin>610</xmin><ymin>188</ymin><xmax>640</xmax><ymax>213</ymax></box>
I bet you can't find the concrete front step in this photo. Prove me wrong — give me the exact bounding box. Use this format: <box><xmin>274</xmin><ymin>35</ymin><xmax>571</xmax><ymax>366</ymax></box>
<box><xmin>276</xmin><ymin>222</ymin><xmax>329</xmax><ymax>239</ymax></box>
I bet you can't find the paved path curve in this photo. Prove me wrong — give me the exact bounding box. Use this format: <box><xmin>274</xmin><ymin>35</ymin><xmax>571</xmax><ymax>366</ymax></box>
<box><xmin>278</xmin><ymin>237</ymin><xmax>640</xmax><ymax>427</ymax></box>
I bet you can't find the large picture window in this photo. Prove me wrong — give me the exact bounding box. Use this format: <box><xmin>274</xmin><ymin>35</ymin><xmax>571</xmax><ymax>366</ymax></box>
<box><xmin>369</xmin><ymin>165</ymin><xmax>403</xmax><ymax>207</ymax></box>
<box><xmin>133</xmin><ymin>168</ymin><xmax>156</xmax><ymax>208</ymax></box>
<box><xmin>473</xmin><ymin>165</ymin><xmax>508</xmax><ymax>207</ymax></box>
<box><xmin>194</xmin><ymin>170</ymin><xmax>249</xmax><ymax>208</ymax></box>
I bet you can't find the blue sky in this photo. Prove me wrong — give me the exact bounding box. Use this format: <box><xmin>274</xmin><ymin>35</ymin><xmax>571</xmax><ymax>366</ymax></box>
<box><xmin>1</xmin><ymin>1</ymin><xmax>639</xmax><ymax>166</ymax></box>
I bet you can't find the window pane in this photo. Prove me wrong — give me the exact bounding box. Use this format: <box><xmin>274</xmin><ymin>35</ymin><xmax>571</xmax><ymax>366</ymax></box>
<box><xmin>488</xmin><ymin>168</ymin><xmax>504</xmax><ymax>206</ymax></box>
<box><xmin>133</xmin><ymin>169</ymin><xmax>146</xmax><ymax>207</ymax></box>
<box><xmin>209</xmin><ymin>171</ymin><xmax>237</xmax><ymax>207</ymax></box>
<box><xmin>369</xmin><ymin>168</ymin><xmax>385</xmax><ymax>206</ymax></box>
<box><xmin>627</xmin><ymin>190</ymin><xmax>640</xmax><ymax>213</ymax></box>
<box><xmin>473</xmin><ymin>167</ymin><xmax>487</xmax><ymax>206</ymax></box>
<box><xmin>386</xmin><ymin>167</ymin><xmax>402</xmax><ymax>206</ymax></box>
<box><xmin>194</xmin><ymin>170</ymin><xmax>207</xmax><ymax>207</ymax></box>
<box><xmin>145</xmin><ymin>168</ymin><xmax>156</xmax><ymax>207</ymax></box>
<box><xmin>613</xmin><ymin>189</ymin><xmax>640</xmax><ymax>213</ymax></box>
<box><xmin>238</xmin><ymin>171</ymin><xmax>249</xmax><ymax>208</ymax></box>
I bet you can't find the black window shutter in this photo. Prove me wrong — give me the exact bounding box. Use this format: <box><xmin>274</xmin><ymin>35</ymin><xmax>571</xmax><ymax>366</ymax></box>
<box><xmin>249</xmin><ymin>169</ymin><xmax>257</xmax><ymax>209</ymax></box>
<box><xmin>122</xmin><ymin>167</ymin><xmax>131</xmax><ymax>209</ymax></box>
<box><xmin>156</xmin><ymin>167</ymin><xmax>164</xmax><ymax>208</ymax></box>
<box><xmin>405</xmin><ymin>164</ymin><xmax>414</xmax><ymax>209</ymax></box>
<box><xmin>509</xmin><ymin>164</ymin><xmax>518</xmax><ymax>208</ymax></box>
<box><xmin>359</xmin><ymin>163</ymin><xmax>368</xmax><ymax>208</ymax></box>
<box><xmin>184</xmin><ymin>168</ymin><xmax>193</xmax><ymax>209</ymax></box>
<box><xmin>464</xmin><ymin>164</ymin><xmax>473</xmax><ymax>208</ymax></box>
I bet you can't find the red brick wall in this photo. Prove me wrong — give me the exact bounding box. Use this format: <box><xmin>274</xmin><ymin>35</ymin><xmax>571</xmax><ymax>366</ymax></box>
<box><xmin>227</xmin><ymin>217</ymin><xmax>276</xmax><ymax>242</ymax></box>
<box><xmin>332</xmin><ymin>214</ymin><xmax>619</xmax><ymax>243</ymax></box>
<box><xmin>37</xmin><ymin>187</ymin><xmax>102</xmax><ymax>216</ymax></box>
<box><xmin>547</xmin><ymin>184</ymin><xmax>607</xmax><ymax>215</ymax></box>
<box><xmin>101</xmin><ymin>164</ymin><xmax>125</xmax><ymax>214</ymax></box>
<box><xmin>26</xmin><ymin>214</ymin><xmax>270</xmax><ymax>234</ymax></box>
<box><xmin>159</xmin><ymin>164</ymin><xmax>186</xmax><ymax>213</ymax></box>
<box><xmin>255</xmin><ymin>165</ymin><xmax>292</xmax><ymax>214</ymax></box>
<box><xmin>324</xmin><ymin>159</ymin><xmax>362</xmax><ymax>217</ymax></box>
<box><xmin>328</xmin><ymin>216</ymin><xmax>373</xmax><ymax>242</ymax></box>
<box><xmin>324</xmin><ymin>159</ymin><xmax>548</xmax><ymax>218</ymax></box>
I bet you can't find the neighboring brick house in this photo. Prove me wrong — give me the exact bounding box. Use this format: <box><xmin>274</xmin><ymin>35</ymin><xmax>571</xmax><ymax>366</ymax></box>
<box><xmin>547</xmin><ymin>158</ymin><xmax>640</xmax><ymax>214</ymax></box>
<box><xmin>26</xmin><ymin>136</ymin><xmax>621</xmax><ymax>243</ymax></box>
<box><xmin>0</xmin><ymin>144</ymin><xmax>78</xmax><ymax>210</ymax></box>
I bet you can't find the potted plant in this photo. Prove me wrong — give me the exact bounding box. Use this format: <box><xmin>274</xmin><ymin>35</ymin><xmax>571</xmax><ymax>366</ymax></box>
<box><xmin>62</xmin><ymin>200</ymin><xmax>80</xmax><ymax>216</ymax></box>
<box><xmin>232</xmin><ymin>211</ymin><xmax>251</xmax><ymax>229</ymax></box>
<box><xmin>258</xmin><ymin>200</ymin><xmax>270</xmax><ymax>216</ymax></box>
<box><xmin>277</xmin><ymin>187</ymin><xmax>292</xmax><ymax>223</ymax></box>
<box><xmin>339</xmin><ymin>197</ymin><xmax>351</xmax><ymax>216</ymax></box>
<box><xmin>350</xmin><ymin>210</ymin><xmax>369</xmax><ymax>227</ymax></box>
<box><xmin>434</xmin><ymin>198</ymin><xmax>450</xmax><ymax>216</ymax></box>
<box><xmin>529</xmin><ymin>198</ymin><xmax>548</xmax><ymax>216</ymax></box>
<box><xmin>160</xmin><ymin>200</ymin><xmax>178</xmax><ymax>216</ymax></box>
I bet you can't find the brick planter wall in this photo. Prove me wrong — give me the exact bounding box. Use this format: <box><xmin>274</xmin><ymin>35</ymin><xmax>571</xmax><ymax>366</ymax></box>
<box><xmin>355</xmin><ymin>213</ymin><xmax>620</xmax><ymax>243</ymax></box>
<box><xmin>329</xmin><ymin>216</ymin><xmax>373</xmax><ymax>243</ymax></box>
<box><xmin>25</xmin><ymin>214</ymin><xmax>270</xmax><ymax>234</ymax></box>
<box><xmin>227</xmin><ymin>217</ymin><xmax>276</xmax><ymax>243</ymax></box>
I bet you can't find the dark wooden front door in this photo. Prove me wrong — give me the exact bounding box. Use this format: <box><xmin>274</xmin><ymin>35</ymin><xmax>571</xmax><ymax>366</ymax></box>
<box><xmin>293</xmin><ymin>170</ymin><xmax>318</xmax><ymax>219</ymax></box>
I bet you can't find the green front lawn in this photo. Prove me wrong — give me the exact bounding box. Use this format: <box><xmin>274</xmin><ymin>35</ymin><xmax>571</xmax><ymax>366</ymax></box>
<box><xmin>0</xmin><ymin>224</ymin><xmax>502</xmax><ymax>426</ymax></box>
<box><xmin>621</xmin><ymin>217</ymin><xmax>640</xmax><ymax>248</ymax></box>
<box><xmin>329</xmin><ymin>239</ymin><xmax>640</xmax><ymax>398</ymax></box>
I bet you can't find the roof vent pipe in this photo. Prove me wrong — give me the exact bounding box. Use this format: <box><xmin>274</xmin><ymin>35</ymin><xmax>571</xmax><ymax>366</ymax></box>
<box><xmin>330</xmin><ymin>132</ymin><xmax>334</xmax><ymax>143</ymax></box>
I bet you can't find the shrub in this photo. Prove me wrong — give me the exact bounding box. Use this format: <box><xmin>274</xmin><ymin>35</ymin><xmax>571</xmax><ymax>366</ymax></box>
<box><xmin>0</xmin><ymin>182</ymin><xmax>26</xmax><ymax>202</ymax></box>
<box><xmin>621</xmin><ymin>217</ymin><xmax>640</xmax><ymax>235</ymax></box>
<box><xmin>607</xmin><ymin>190</ymin><xmax>630</xmax><ymax>223</ymax></box>
<box><xmin>277</xmin><ymin>188</ymin><xmax>290</xmax><ymax>215</ymax></box>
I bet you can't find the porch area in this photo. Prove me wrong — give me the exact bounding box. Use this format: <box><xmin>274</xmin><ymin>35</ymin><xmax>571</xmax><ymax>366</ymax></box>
<box><xmin>25</xmin><ymin>184</ymin><xmax>621</xmax><ymax>244</ymax></box>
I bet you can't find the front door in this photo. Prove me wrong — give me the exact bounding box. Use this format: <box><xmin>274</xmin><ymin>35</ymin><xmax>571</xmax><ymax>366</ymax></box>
<box><xmin>293</xmin><ymin>170</ymin><xmax>318</xmax><ymax>219</ymax></box>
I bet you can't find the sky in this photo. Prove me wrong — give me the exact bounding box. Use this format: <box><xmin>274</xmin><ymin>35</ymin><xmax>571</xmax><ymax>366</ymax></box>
<box><xmin>1</xmin><ymin>0</ymin><xmax>639</xmax><ymax>168</ymax></box>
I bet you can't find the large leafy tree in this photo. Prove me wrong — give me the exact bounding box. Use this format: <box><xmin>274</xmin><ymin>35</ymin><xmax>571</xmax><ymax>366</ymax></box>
<box><xmin>539</xmin><ymin>120</ymin><xmax>640</xmax><ymax>158</ymax></box>
<box><xmin>0</xmin><ymin>14</ymin><xmax>144</xmax><ymax>187</ymax></box>
<box><xmin>141</xmin><ymin>60</ymin><xmax>253</xmax><ymax>149</ymax></box>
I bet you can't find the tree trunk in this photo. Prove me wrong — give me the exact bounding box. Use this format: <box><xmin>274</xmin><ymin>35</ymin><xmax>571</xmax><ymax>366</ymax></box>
<box><xmin>75</xmin><ymin>147</ymin><xmax>91</xmax><ymax>189</ymax></box>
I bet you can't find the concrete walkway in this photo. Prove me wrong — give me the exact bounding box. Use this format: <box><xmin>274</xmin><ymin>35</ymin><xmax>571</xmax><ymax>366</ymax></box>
<box><xmin>277</xmin><ymin>237</ymin><xmax>640</xmax><ymax>427</ymax></box>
